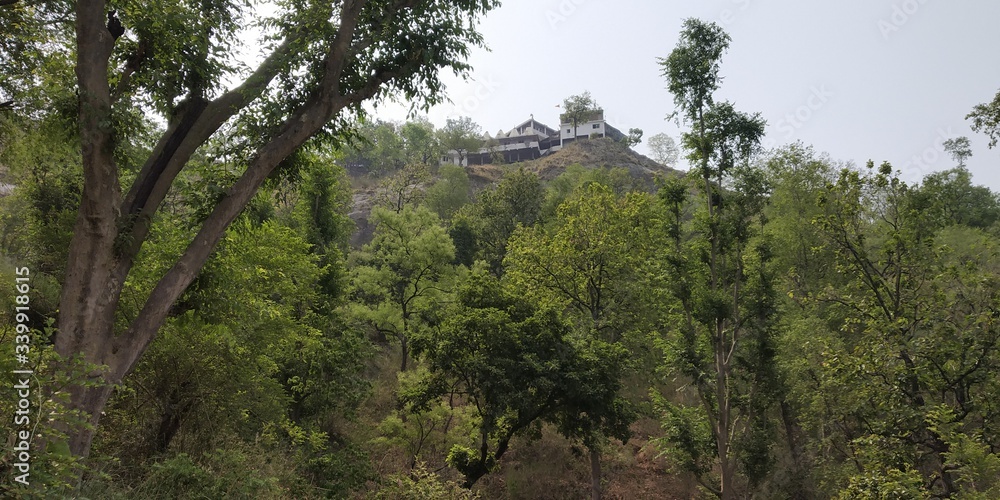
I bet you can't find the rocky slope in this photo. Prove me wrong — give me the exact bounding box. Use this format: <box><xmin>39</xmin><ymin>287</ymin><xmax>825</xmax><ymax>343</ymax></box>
<box><xmin>347</xmin><ymin>138</ymin><xmax>681</xmax><ymax>245</ymax></box>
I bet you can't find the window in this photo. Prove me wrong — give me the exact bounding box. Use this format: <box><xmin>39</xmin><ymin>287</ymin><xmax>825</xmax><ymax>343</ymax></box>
<box><xmin>592</xmin><ymin>124</ymin><xmax>600</xmax><ymax>129</ymax></box>
<box><xmin>566</xmin><ymin>129</ymin><xmax>571</xmax><ymax>133</ymax></box>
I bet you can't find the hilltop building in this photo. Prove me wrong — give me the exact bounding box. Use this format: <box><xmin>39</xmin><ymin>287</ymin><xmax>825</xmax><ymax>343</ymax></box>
<box><xmin>442</xmin><ymin>110</ymin><xmax>625</xmax><ymax>166</ymax></box>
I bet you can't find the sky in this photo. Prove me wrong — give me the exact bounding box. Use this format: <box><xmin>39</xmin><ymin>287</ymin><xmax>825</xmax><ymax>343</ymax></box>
<box><xmin>368</xmin><ymin>0</ymin><xmax>1000</xmax><ymax>189</ymax></box>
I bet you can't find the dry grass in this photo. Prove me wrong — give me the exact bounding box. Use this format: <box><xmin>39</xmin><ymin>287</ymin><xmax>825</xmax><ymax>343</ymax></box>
<box><xmin>470</xmin><ymin>422</ymin><xmax>700</xmax><ymax>500</ymax></box>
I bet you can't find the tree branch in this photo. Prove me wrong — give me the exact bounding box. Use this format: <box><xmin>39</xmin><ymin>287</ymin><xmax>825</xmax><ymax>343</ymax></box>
<box><xmin>110</xmin><ymin>0</ymin><xmax>375</xmax><ymax>377</ymax></box>
<box><xmin>111</xmin><ymin>39</ymin><xmax>148</xmax><ymax>103</ymax></box>
<box><xmin>112</xmin><ymin>33</ymin><xmax>303</xmax><ymax>294</ymax></box>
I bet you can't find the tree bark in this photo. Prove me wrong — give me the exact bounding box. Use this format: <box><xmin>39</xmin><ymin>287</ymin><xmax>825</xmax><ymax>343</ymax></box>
<box><xmin>715</xmin><ymin>321</ymin><xmax>735</xmax><ymax>500</ymax></box>
<box><xmin>590</xmin><ymin>447</ymin><xmax>602</xmax><ymax>500</ymax></box>
<box><xmin>55</xmin><ymin>0</ymin><xmax>123</xmax><ymax>459</ymax></box>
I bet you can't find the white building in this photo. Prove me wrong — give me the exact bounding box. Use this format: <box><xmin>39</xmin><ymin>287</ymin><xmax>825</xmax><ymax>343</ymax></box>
<box><xmin>442</xmin><ymin>110</ymin><xmax>625</xmax><ymax>166</ymax></box>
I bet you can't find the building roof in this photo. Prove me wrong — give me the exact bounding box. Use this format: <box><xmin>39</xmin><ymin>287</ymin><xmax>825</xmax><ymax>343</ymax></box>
<box><xmin>507</xmin><ymin>117</ymin><xmax>558</xmax><ymax>138</ymax></box>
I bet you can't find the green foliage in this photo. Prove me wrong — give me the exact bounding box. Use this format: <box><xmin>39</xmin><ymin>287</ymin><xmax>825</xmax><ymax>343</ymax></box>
<box><xmin>375</xmin><ymin>163</ymin><xmax>433</xmax><ymax>213</ymax></box>
<box><xmin>655</xmin><ymin>19</ymin><xmax>777</xmax><ymax>498</ymax></box>
<box><xmin>10</xmin><ymin>2</ymin><xmax>1000</xmax><ymax>494</ymax></box>
<box><xmin>341</xmin><ymin>120</ymin><xmax>407</xmax><ymax>177</ymax></box>
<box><xmin>542</xmin><ymin>164</ymin><xmax>645</xmax><ymax>219</ymax></box>
<box><xmin>652</xmin><ymin>393</ymin><xmax>716</xmax><ymax>483</ymax></box>
<box><xmin>968</xmin><ymin>88</ymin><xmax>1000</xmax><ymax>148</ymax></box>
<box><xmin>438</xmin><ymin>117</ymin><xmax>483</xmax><ymax>164</ymax></box>
<box><xmin>4</xmin><ymin>0</ymin><xmax>504</xmax><ymax>493</ymax></box>
<box><xmin>506</xmin><ymin>182</ymin><xmax>656</xmax><ymax>344</ymax></box>
<box><xmin>927</xmin><ymin>406</ymin><xmax>1000</xmax><ymax>499</ymax></box>
<box><xmin>424</xmin><ymin>164</ymin><xmax>471</xmax><ymax>220</ymax></box>
<box><xmin>943</xmin><ymin>136</ymin><xmax>973</xmax><ymax>167</ymax></box>
<box><xmin>348</xmin><ymin>205</ymin><xmax>456</xmax><ymax>372</ymax></box>
<box><xmin>291</xmin><ymin>152</ymin><xmax>354</xmax><ymax>251</ymax></box>
<box><xmin>561</xmin><ymin>91</ymin><xmax>601</xmax><ymax>140</ymax></box>
<box><xmin>779</xmin><ymin>161</ymin><xmax>1000</xmax><ymax>496</ymax></box>
<box><xmin>0</xmin><ymin>1</ymin><xmax>75</xmax><ymax>113</ymax></box>
<box><xmin>658</xmin><ymin>18</ymin><xmax>730</xmax><ymax>124</ymax></box>
<box><xmin>908</xmin><ymin>166</ymin><xmax>1000</xmax><ymax>229</ymax></box>
<box><xmin>761</xmin><ymin>143</ymin><xmax>841</xmax><ymax>294</ymax></box>
<box><xmin>455</xmin><ymin>168</ymin><xmax>545</xmax><ymax>275</ymax></box>
<box><xmin>112</xmin><ymin>443</ymin><xmax>320</xmax><ymax>500</ymax></box>
<box><xmin>401</xmin><ymin>117</ymin><xmax>444</xmax><ymax>166</ymax></box>
<box><xmin>285</xmin><ymin>151</ymin><xmax>354</xmax><ymax>307</ymax></box>
<box><xmin>0</xmin><ymin>114</ymin><xmax>82</xmax><ymax>280</ymax></box>
<box><xmin>836</xmin><ymin>466</ymin><xmax>928</xmax><ymax>500</ymax></box>
<box><xmin>406</xmin><ymin>265</ymin><xmax>634</xmax><ymax>486</ymax></box>
<box><xmin>374</xmin><ymin>461</ymin><xmax>480</xmax><ymax>500</ymax></box>
<box><xmin>374</xmin><ymin>376</ymin><xmax>479</xmax><ymax>471</ymax></box>
<box><xmin>103</xmin><ymin>220</ymin><xmax>321</xmax><ymax>455</ymax></box>
<box><xmin>624</xmin><ymin>127</ymin><xmax>643</xmax><ymax>148</ymax></box>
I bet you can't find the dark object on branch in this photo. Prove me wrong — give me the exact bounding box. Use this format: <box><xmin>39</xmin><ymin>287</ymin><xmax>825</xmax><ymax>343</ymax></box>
<box><xmin>107</xmin><ymin>10</ymin><xmax>124</xmax><ymax>40</ymax></box>
<box><xmin>711</xmin><ymin>191</ymin><xmax>723</xmax><ymax>208</ymax></box>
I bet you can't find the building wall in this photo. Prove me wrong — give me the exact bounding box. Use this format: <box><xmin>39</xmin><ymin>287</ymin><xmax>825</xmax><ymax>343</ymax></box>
<box><xmin>560</xmin><ymin>119</ymin><xmax>607</xmax><ymax>144</ymax></box>
<box><xmin>441</xmin><ymin>111</ymin><xmax>623</xmax><ymax>167</ymax></box>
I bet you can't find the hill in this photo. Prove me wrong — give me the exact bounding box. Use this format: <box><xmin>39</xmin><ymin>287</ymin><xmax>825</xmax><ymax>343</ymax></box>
<box><xmin>347</xmin><ymin>138</ymin><xmax>681</xmax><ymax>246</ymax></box>
<box><xmin>464</xmin><ymin>137</ymin><xmax>679</xmax><ymax>188</ymax></box>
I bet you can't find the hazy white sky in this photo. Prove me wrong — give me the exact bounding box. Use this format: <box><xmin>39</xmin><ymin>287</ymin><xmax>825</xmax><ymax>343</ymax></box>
<box><xmin>369</xmin><ymin>0</ymin><xmax>1000</xmax><ymax>189</ymax></box>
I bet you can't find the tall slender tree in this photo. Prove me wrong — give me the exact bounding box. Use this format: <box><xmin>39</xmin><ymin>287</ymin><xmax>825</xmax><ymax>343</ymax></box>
<box><xmin>657</xmin><ymin>19</ymin><xmax>775</xmax><ymax>499</ymax></box>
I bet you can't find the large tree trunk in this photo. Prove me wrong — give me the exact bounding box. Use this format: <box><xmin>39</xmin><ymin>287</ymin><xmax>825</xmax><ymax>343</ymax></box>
<box><xmin>55</xmin><ymin>0</ymin><xmax>125</xmax><ymax>458</ymax></box>
<box><xmin>715</xmin><ymin>321</ymin><xmax>735</xmax><ymax>500</ymax></box>
<box><xmin>590</xmin><ymin>447</ymin><xmax>602</xmax><ymax>500</ymax></box>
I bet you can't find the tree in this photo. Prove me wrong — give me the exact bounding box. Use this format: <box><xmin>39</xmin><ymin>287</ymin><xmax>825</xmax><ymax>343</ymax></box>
<box><xmin>504</xmin><ymin>182</ymin><xmax>652</xmax><ymax>499</ymax></box>
<box><xmin>657</xmin><ymin>19</ymin><xmax>775</xmax><ymax>499</ymax></box>
<box><xmin>456</xmin><ymin>167</ymin><xmax>545</xmax><ymax>275</ymax></box>
<box><xmin>909</xmin><ymin>165</ymin><xmax>1000</xmax><ymax>229</ymax></box>
<box><xmin>943</xmin><ymin>136</ymin><xmax>973</xmax><ymax>167</ymax></box>
<box><xmin>561</xmin><ymin>91</ymin><xmax>600</xmax><ymax>143</ymax></box>
<box><xmin>794</xmin><ymin>163</ymin><xmax>1000</xmax><ymax>497</ymax></box>
<box><xmin>401</xmin><ymin>116</ymin><xmax>443</xmax><ymax>166</ymax></box>
<box><xmin>407</xmin><ymin>265</ymin><xmax>634</xmax><ymax>489</ymax></box>
<box><xmin>424</xmin><ymin>163</ymin><xmax>471</xmax><ymax>220</ymax></box>
<box><xmin>623</xmin><ymin>127</ymin><xmax>643</xmax><ymax>148</ymax></box>
<box><xmin>348</xmin><ymin>206</ymin><xmax>456</xmax><ymax>373</ymax></box>
<box><xmin>968</xmin><ymin>89</ymin><xmax>1000</xmax><ymax>148</ymax></box>
<box><xmin>1</xmin><ymin>0</ymin><xmax>500</xmax><ymax>459</ymax></box>
<box><xmin>647</xmin><ymin>132</ymin><xmax>680</xmax><ymax>167</ymax></box>
<box><xmin>288</xmin><ymin>151</ymin><xmax>355</xmax><ymax>306</ymax></box>
<box><xmin>439</xmin><ymin>116</ymin><xmax>483</xmax><ymax>165</ymax></box>
<box><xmin>375</xmin><ymin>163</ymin><xmax>433</xmax><ymax>213</ymax></box>
<box><xmin>105</xmin><ymin>219</ymin><xmax>324</xmax><ymax>456</ymax></box>
<box><xmin>505</xmin><ymin>183</ymin><xmax>655</xmax><ymax>344</ymax></box>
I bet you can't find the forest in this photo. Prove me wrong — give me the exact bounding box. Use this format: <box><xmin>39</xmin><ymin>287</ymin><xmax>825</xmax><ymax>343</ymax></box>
<box><xmin>3</xmin><ymin>1</ymin><xmax>1000</xmax><ymax>499</ymax></box>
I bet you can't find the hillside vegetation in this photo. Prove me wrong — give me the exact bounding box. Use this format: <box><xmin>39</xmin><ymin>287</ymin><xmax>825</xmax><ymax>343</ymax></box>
<box><xmin>4</xmin><ymin>10</ymin><xmax>1000</xmax><ymax>500</ymax></box>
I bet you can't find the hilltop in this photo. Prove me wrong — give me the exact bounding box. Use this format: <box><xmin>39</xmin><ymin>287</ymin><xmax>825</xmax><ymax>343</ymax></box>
<box><xmin>464</xmin><ymin>137</ymin><xmax>679</xmax><ymax>188</ymax></box>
